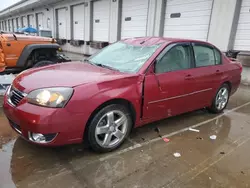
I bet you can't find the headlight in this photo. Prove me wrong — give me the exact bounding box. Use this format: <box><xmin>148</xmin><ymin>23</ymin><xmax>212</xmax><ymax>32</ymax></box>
<box><xmin>27</xmin><ymin>87</ymin><xmax>73</xmax><ymax>108</ymax></box>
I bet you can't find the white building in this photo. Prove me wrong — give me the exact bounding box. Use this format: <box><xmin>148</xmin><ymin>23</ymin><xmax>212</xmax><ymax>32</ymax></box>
<box><xmin>0</xmin><ymin>0</ymin><xmax>249</xmax><ymax>56</ymax></box>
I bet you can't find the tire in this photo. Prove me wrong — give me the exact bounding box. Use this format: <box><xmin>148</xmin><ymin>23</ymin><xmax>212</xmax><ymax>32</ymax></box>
<box><xmin>87</xmin><ymin>104</ymin><xmax>133</xmax><ymax>153</ymax></box>
<box><xmin>33</xmin><ymin>60</ymin><xmax>56</xmax><ymax>68</ymax></box>
<box><xmin>208</xmin><ymin>83</ymin><xmax>230</xmax><ymax>114</ymax></box>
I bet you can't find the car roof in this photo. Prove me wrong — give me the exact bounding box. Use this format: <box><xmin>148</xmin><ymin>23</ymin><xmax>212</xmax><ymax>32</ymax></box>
<box><xmin>122</xmin><ymin>37</ymin><xmax>213</xmax><ymax>47</ymax></box>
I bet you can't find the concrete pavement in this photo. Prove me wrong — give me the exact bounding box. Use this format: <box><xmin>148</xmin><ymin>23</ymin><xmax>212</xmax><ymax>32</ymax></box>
<box><xmin>1</xmin><ymin>85</ymin><xmax>250</xmax><ymax>188</ymax></box>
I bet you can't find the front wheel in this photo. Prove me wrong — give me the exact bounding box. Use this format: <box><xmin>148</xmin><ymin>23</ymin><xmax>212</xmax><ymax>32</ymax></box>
<box><xmin>87</xmin><ymin>104</ymin><xmax>133</xmax><ymax>153</ymax></box>
<box><xmin>208</xmin><ymin>84</ymin><xmax>230</xmax><ymax>114</ymax></box>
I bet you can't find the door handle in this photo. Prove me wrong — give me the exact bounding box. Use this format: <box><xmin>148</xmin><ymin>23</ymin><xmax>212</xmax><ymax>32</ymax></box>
<box><xmin>184</xmin><ymin>74</ymin><xmax>193</xmax><ymax>80</ymax></box>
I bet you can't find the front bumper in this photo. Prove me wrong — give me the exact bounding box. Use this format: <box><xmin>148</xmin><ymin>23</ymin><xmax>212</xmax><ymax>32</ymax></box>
<box><xmin>3</xmin><ymin>95</ymin><xmax>85</xmax><ymax>146</ymax></box>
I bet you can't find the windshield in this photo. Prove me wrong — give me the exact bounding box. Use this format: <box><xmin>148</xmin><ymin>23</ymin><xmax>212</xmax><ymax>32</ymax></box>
<box><xmin>88</xmin><ymin>42</ymin><xmax>161</xmax><ymax>73</ymax></box>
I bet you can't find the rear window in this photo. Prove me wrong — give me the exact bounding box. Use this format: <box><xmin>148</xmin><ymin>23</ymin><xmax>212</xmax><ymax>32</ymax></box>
<box><xmin>193</xmin><ymin>45</ymin><xmax>215</xmax><ymax>67</ymax></box>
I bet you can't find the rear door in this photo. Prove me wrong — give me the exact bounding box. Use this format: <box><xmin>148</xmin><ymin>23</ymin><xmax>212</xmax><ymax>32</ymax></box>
<box><xmin>143</xmin><ymin>43</ymin><xmax>196</xmax><ymax>120</ymax></box>
<box><xmin>185</xmin><ymin>43</ymin><xmax>224</xmax><ymax>111</ymax></box>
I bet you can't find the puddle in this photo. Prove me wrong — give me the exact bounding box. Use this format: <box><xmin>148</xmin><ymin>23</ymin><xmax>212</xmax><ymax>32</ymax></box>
<box><xmin>0</xmin><ymin>108</ymin><xmax>17</xmax><ymax>149</ymax></box>
<box><xmin>0</xmin><ymin>139</ymin><xmax>16</xmax><ymax>188</ymax></box>
<box><xmin>0</xmin><ymin>85</ymin><xmax>249</xmax><ymax>188</ymax></box>
<box><xmin>0</xmin><ymin>105</ymin><xmax>17</xmax><ymax>188</ymax></box>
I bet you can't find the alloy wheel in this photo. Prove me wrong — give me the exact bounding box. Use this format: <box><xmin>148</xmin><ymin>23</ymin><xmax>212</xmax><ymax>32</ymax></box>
<box><xmin>215</xmin><ymin>87</ymin><xmax>229</xmax><ymax>110</ymax></box>
<box><xmin>95</xmin><ymin>110</ymin><xmax>128</xmax><ymax>148</ymax></box>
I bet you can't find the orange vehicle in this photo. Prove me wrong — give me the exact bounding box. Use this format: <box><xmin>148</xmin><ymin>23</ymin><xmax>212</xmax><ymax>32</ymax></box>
<box><xmin>0</xmin><ymin>32</ymin><xmax>70</xmax><ymax>73</ymax></box>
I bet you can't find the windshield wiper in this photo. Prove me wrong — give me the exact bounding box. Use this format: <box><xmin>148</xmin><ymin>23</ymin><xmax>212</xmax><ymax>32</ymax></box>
<box><xmin>83</xmin><ymin>58</ymin><xmax>91</xmax><ymax>63</ymax></box>
<box><xmin>85</xmin><ymin>59</ymin><xmax>120</xmax><ymax>71</ymax></box>
<box><xmin>93</xmin><ymin>63</ymin><xmax>120</xmax><ymax>71</ymax></box>
<box><xmin>84</xmin><ymin>59</ymin><xmax>97</xmax><ymax>66</ymax></box>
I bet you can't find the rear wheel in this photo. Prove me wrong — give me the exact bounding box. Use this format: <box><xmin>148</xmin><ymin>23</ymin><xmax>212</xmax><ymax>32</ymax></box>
<box><xmin>87</xmin><ymin>104</ymin><xmax>132</xmax><ymax>153</ymax></box>
<box><xmin>33</xmin><ymin>60</ymin><xmax>56</xmax><ymax>68</ymax></box>
<box><xmin>208</xmin><ymin>84</ymin><xmax>230</xmax><ymax>114</ymax></box>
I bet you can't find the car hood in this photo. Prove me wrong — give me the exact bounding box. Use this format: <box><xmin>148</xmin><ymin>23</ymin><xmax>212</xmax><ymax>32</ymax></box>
<box><xmin>13</xmin><ymin>62</ymin><xmax>131</xmax><ymax>93</ymax></box>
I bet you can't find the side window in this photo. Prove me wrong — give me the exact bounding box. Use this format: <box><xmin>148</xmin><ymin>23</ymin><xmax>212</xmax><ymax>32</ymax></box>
<box><xmin>214</xmin><ymin>48</ymin><xmax>222</xmax><ymax>65</ymax></box>
<box><xmin>193</xmin><ymin>45</ymin><xmax>215</xmax><ymax>67</ymax></box>
<box><xmin>155</xmin><ymin>45</ymin><xmax>192</xmax><ymax>74</ymax></box>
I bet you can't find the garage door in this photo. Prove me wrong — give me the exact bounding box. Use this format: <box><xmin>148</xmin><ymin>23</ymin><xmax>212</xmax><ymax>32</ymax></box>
<box><xmin>121</xmin><ymin>0</ymin><xmax>149</xmax><ymax>39</ymax></box>
<box><xmin>13</xmin><ymin>18</ymin><xmax>17</xmax><ymax>32</ymax></box>
<box><xmin>28</xmin><ymin>15</ymin><xmax>35</xmax><ymax>28</ymax></box>
<box><xmin>93</xmin><ymin>0</ymin><xmax>110</xmax><ymax>41</ymax></box>
<box><xmin>233</xmin><ymin>0</ymin><xmax>250</xmax><ymax>51</ymax></box>
<box><xmin>4</xmin><ymin>21</ymin><xmax>7</xmax><ymax>31</ymax></box>
<box><xmin>7</xmin><ymin>20</ymin><xmax>9</xmax><ymax>31</ymax></box>
<box><xmin>37</xmin><ymin>13</ymin><xmax>44</xmax><ymax>29</ymax></box>
<box><xmin>56</xmin><ymin>8</ymin><xmax>67</xmax><ymax>39</ymax></box>
<box><xmin>72</xmin><ymin>4</ymin><xmax>85</xmax><ymax>40</ymax></box>
<box><xmin>16</xmin><ymin>18</ymin><xmax>20</xmax><ymax>29</ymax></box>
<box><xmin>163</xmin><ymin>0</ymin><xmax>213</xmax><ymax>41</ymax></box>
<box><xmin>22</xmin><ymin>16</ymin><xmax>28</xmax><ymax>27</ymax></box>
<box><xmin>8</xmin><ymin>20</ymin><xmax>13</xmax><ymax>31</ymax></box>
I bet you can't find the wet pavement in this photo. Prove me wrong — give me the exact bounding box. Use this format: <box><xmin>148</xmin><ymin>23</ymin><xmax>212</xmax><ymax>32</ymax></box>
<box><xmin>1</xmin><ymin>85</ymin><xmax>250</xmax><ymax>188</ymax></box>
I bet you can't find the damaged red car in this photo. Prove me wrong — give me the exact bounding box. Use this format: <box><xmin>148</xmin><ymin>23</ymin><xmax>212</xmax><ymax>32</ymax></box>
<box><xmin>3</xmin><ymin>37</ymin><xmax>242</xmax><ymax>152</ymax></box>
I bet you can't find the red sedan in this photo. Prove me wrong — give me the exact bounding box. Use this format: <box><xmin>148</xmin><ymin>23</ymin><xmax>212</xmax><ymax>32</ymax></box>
<box><xmin>3</xmin><ymin>37</ymin><xmax>242</xmax><ymax>152</ymax></box>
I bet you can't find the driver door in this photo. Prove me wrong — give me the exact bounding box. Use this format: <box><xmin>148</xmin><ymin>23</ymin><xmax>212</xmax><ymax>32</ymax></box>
<box><xmin>142</xmin><ymin>43</ymin><xmax>196</xmax><ymax>121</ymax></box>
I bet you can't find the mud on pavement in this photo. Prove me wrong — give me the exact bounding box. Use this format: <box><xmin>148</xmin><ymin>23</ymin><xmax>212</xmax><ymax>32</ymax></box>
<box><xmin>1</xmin><ymin>85</ymin><xmax>250</xmax><ymax>188</ymax></box>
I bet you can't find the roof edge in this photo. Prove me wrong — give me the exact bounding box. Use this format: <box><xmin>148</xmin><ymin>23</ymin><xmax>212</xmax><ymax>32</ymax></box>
<box><xmin>0</xmin><ymin>0</ymin><xmax>28</xmax><ymax>14</ymax></box>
